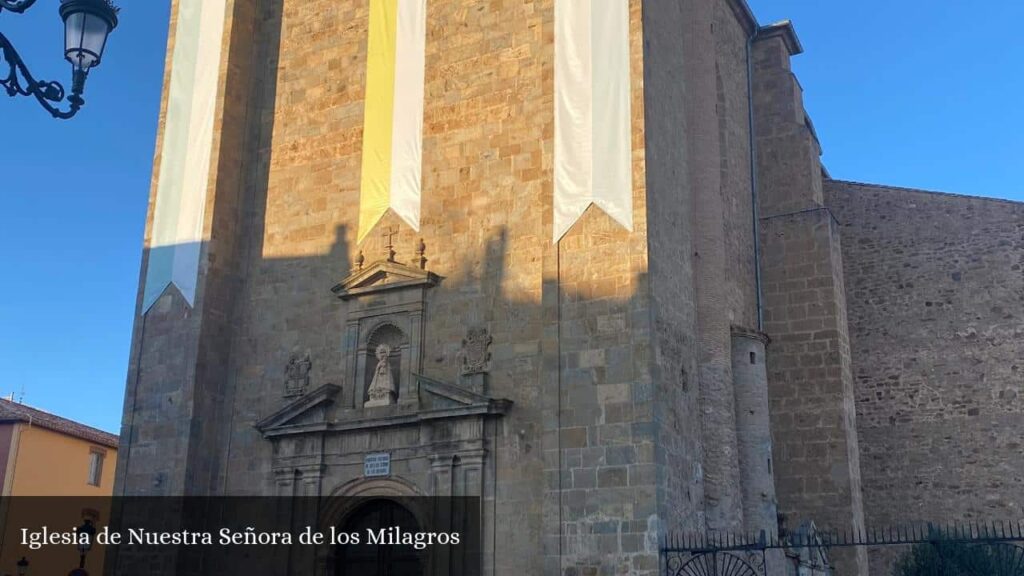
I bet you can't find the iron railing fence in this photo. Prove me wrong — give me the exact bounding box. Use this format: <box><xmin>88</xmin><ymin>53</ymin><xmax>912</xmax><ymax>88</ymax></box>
<box><xmin>663</xmin><ymin>520</ymin><xmax>1024</xmax><ymax>552</ymax></box>
<box><xmin>661</xmin><ymin>521</ymin><xmax>1024</xmax><ymax>576</ymax></box>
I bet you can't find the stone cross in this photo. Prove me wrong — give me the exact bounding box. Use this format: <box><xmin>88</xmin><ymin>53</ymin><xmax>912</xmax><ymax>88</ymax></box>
<box><xmin>382</xmin><ymin>226</ymin><xmax>398</xmax><ymax>262</ymax></box>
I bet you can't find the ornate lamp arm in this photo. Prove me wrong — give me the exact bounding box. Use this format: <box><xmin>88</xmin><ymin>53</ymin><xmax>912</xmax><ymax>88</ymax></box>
<box><xmin>0</xmin><ymin>30</ymin><xmax>83</xmax><ymax>119</ymax></box>
<box><xmin>0</xmin><ymin>0</ymin><xmax>41</xmax><ymax>14</ymax></box>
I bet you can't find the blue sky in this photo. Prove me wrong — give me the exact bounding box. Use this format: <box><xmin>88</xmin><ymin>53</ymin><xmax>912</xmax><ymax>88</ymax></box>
<box><xmin>0</xmin><ymin>1</ymin><xmax>1021</xmax><ymax>434</ymax></box>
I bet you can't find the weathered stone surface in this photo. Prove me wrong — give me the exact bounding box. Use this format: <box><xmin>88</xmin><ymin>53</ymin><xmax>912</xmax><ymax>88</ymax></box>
<box><xmin>827</xmin><ymin>180</ymin><xmax>1024</xmax><ymax>574</ymax></box>
<box><xmin>115</xmin><ymin>1</ymin><xmax>1024</xmax><ymax>575</ymax></box>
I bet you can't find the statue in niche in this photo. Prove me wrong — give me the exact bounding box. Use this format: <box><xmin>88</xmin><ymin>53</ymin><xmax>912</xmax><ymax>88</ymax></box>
<box><xmin>365</xmin><ymin>344</ymin><xmax>397</xmax><ymax>407</ymax></box>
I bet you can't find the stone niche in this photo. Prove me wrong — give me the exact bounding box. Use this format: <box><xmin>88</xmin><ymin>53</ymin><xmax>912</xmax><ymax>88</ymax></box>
<box><xmin>332</xmin><ymin>257</ymin><xmax>438</xmax><ymax>410</ymax></box>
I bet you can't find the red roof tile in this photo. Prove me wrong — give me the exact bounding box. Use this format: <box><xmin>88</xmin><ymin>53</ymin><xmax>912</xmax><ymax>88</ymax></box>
<box><xmin>0</xmin><ymin>398</ymin><xmax>118</xmax><ymax>449</ymax></box>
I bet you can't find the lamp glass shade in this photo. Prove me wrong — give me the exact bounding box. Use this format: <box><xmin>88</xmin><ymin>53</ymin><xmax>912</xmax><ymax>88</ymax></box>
<box><xmin>61</xmin><ymin>0</ymin><xmax>118</xmax><ymax>71</ymax></box>
<box><xmin>64</xmin><ymin>12</ymin><xmax>110</xmax><ymax>70</ymax></box>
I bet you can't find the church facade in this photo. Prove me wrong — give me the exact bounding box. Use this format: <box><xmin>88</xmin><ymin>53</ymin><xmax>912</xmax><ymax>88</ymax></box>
<box><xmin>114</xmin><ymin>1</ymin><xmax>1024</xmax><ymax>575</ymax></box>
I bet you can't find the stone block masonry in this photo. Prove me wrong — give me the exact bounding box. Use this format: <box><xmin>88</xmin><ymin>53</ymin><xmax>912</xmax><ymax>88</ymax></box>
<box><xmin>827</xmin><ymin>180</ymin><xmax>1024</xmax><ymax>575</ymax></box>
<box><xmin>752</xmin><ymin>26</ymin><xmax>868</xmax><ymax>576</ymax></box>
<box><xmin>114</xmin><ymin>1</ymin><xmax>1024</xmax><ymax>575</ymax></box>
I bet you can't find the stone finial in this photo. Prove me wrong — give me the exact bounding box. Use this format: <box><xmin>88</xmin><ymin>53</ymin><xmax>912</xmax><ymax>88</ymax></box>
<box><xmin>416</xmin><ymin>238</ymin><xmax>427</xmax><ymax>270</ymax></box>
<box><xmin>284</xmin><ymin>353</ymin><xmax>312</xmax><ymax>397</ymax></box>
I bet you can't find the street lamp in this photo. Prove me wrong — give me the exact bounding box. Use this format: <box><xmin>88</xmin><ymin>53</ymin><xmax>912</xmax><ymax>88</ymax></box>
<box><xmin>68</xmin><ymin>518</ymin><xmax>95</xmax><ymax>576</ymax></box>
<box><xmin>15</xmin><ymin>557</ymin><xmax>28</xmax><ymax>576</ymax></box>
<box><xmin>0</xmin><ymin>0</ymin><xmax>118</xmax><ymax>119</ymax></box>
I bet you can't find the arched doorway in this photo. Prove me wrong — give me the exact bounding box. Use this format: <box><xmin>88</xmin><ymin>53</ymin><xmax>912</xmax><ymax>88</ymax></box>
<box><xmin>336</xmin><ymin>499</ymin><xmax>425</xmax><ymax>576</ymax></box>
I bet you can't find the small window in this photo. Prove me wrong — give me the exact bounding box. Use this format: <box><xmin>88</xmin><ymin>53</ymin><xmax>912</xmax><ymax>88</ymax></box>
<box><xmin>87</xmin><ymin>449</ymin><xmax>105</xmax><ymax>486</ymax></box>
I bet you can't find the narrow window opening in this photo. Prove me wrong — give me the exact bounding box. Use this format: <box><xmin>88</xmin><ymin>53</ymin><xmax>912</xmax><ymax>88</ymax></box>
<box><xmin>749</xmin><ymin>351</ymin><xmax>757</xmax><ymax>365</ymax></box>
<box><xmin>88</xmin><ymin>449</ymin><xmax>105</xmax><ymax>486</ymax></box>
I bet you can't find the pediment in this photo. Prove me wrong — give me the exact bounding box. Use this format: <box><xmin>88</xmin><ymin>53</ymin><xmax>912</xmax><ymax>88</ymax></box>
<box><xmin>257</xmin><ymin>377</ymin><xmax>511</xmax><ymax>439</ymax></box>
<box><xmin>256</xmin><ymin>383</ymin><xmax>340</xmax><ymax>437</ymax></box>
<box><xmin>416</xmin><ymin>375</ymin><xmax>507</xmax><ymax>411</ymax></box>
<box><xmin>331</xmin><ymin>259</ymin><xmax>439</xmax><ymax>300</ymax></box>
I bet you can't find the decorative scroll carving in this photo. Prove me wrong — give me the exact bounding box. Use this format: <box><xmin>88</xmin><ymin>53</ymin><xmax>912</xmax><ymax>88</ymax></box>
<box><xmin>460</xmin><ymin>328</ymin><xmax>492</xmax><ymax>376</ymax></box>
<box><xmin>285</xmin><ymin>354</ymin><xmax>312</xmax><ymax>397</ymax></box>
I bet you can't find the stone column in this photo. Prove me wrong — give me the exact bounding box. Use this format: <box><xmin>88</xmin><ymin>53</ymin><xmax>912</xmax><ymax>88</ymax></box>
<box><xmin>290</xmin><ymin>465</ymin><xmax>324</xmax><ymax>575</ymax></box>
<box><xmin>731</xmin><ymin>327</ymin><xmax>778</xmax><ymax>536</ymax></box>
<box><xmin>683</xmin><ymin>0</ymin><xmax>744</xmax><ymax>534</ymax></box>
<box><xmin>273</xmin><ymin>469</ymin><xmax>296</xmax><ymax>576</ymax></box>
<box><xmin>752</xmin><ymin>22</ymin><xmax>867</xmax><ymax>576</ymax></box>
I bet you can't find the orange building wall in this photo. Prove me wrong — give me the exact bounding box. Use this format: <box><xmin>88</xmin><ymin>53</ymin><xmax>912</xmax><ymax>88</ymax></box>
<box><xmin>5</xmin><ymin>424</ymin><xmax>116</xmax><ymax>496</ymax></box>
<box><xmin>0</xmin><ymin>423</ymin><xmax>116</xmax><ymax>576</ymax></box>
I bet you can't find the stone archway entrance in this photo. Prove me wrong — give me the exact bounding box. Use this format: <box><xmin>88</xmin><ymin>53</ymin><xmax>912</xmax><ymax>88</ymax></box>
<box><xmin>336</xmin><ymin>499</ymin><xmax>425</xmax><ymax>576</ymax></box>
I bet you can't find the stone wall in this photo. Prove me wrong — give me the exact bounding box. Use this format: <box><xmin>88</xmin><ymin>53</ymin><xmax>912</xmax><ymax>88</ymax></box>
<box><xmin>118</xmin><ymin>0</ymin><xmax>726</xmax><ymax>574</ymax></box>
<box><xmin>116</xmin><ymin>1</ymin><xmax>1024</xmax><ymax>575</ymax></box>
<box><xmin>114</xmin><ymin>0</ymin><xmax>258</xmax><ymax>499</ymax></box>
<box><xmin>827</xmin><ymin>179</ymin><xmax>1024</xmax><ymax>574</ymax></box>
<box><xmin>752</xmin><ymin>26</ymin><xmax>868</xmax><ymax>575</ymax></box>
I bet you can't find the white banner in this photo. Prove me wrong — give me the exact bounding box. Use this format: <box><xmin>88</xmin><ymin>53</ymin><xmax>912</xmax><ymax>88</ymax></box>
<box><xmin>142</xmin><ymin>0</ymin><xmax>227</xmax><ymax>311</ymax></box>
<box><xmin>554</xmin><ymin>0</ymin><xmax>633</xmax><ymax>242</ymax></box>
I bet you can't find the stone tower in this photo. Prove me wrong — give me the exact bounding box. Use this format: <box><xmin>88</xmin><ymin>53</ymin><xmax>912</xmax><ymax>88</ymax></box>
<box><xmin>109</xmin><ymin>0</ymin><xmax>965</xmax><ymax>575</ymax></box>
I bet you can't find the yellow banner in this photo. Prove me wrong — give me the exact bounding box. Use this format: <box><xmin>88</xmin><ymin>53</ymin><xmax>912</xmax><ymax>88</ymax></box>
<box><xmin>359</xmin><ymin>0</ymin><xmax>426</xmax><ymax>242</ymax></box>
